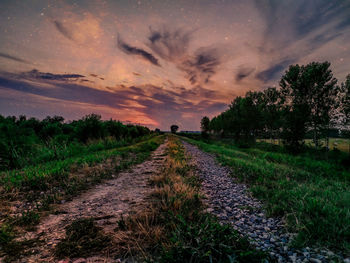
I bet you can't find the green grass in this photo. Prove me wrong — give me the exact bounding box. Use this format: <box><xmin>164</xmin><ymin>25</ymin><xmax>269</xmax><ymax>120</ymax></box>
<box><xmin>182</xmin><ymin>136</ymin><xmax>350</xmax><ymax>253</ymax></box>
<box><xmin>0</xmin><ymin>135</ymin><xmax>163</xmax><ymax>193</ymax></box>
<box><xmin>258</xmin><ymin>138</ymin><xmax>350</xmax><ymax>153</ymax></box>
<box><xmin>0</xmin><ymin>135</ymin><xmax>164</xmax><ymax>261</ymax></box>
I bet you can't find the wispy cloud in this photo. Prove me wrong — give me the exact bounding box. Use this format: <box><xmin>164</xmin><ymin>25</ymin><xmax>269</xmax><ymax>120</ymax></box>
<box><xmin>256</xmin><ymin>59</ymin><xmax>293</xmax><ymax>83</ymax></box>
<box><xmin>23</xmin><ymin>69</ymin><xmax>85</xmax><ymax>81</ymax></box>
<box><xmin>146</xmin><ymin>26</ymin><xmax>225</xmax><ymax>85</ymax></box>
<box><xmin>235</xmin><ymin>67</ymin><xmax>255</xmax><ymax>82</ymax></box>
<box><xmin>181</xmin><ymin>47</ymin><xmax>223</xmax><ymax>85</ymax></box>
<box><xmin>53</xmin><ymin>20</ymin><xmax>75</xmax><ymax>41</ymax></box>
<box><xmin>117</xmin><ymin>36</ymin><xmax>160</xmax><ymax>66</ymax></box>
<box><xmin>0</xmin><ymin>52</ymin><xmax>30</xmax><ymax>64</ymax></box>
<box><xmin>147</xmin><ymin>26</ymin><xmax>193</xmax><ymax>61</ymax></box>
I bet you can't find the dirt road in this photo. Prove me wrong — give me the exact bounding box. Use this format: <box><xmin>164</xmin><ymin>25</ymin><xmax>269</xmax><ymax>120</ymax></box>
<box><xmin>19</xmin><ymin>141</ymin><xmax>168</xmax><ymax>263</ymax></box>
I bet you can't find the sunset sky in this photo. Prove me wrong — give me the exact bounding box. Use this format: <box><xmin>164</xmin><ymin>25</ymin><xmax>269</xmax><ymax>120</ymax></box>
<box><xmin>0</xmin><ymin>0</ymin><xmax>349</xmax><ymax>130</ymax></box>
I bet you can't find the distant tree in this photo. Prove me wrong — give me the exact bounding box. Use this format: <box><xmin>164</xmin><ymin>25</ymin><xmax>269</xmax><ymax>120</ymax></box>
<box><xmin>340</xmin><ymin>74</ymin><xmax>350</xmax><ymax>153</ymax></box>
<box><xmin>200</xmin><ymin>116</ymin><xmax>210</xmax><ymax>135</ymax></box>
<box><xmin>43</xmin><ymin>115</ymin><xmax>65</xmax><ymax>124</ymax></box>
<box><xmin>304</xmin><ymin>62</ymin><xmax>338</xmax><ymax>148</ymax></box>
<box><xmin>75</xmin><ymin>114</ymin><xmax>106</xmax><ymax>143</ymax></box>
<box><xmin>170</xmin><ymin>124</ymin><xmax>179</xmax><ymax>134</ymax></box>
<box><xmin>226</xmin><ymin>94</ymin><xmax>262</xmax><ymax>143</ymax></box>
<box><xmin>261</xmin><ymin>87</ymin><xmax>283</xmax><ymax>142</ymax></box>
<box><xmin>341</xmin><ymin>74</ymin><xmax>350</xmax><ymax>125</ymax></box>
<box><xmin>105</xmin><ymin>119</ymin><xmax>125</xmax><ymax>140</ymax></box>
<box><xmin>155</xmin><ymin>128</ymin><xmax>161</xmax><ymax>133</ymax></box>
<box><xmin>280</xmin><ymin>62</ymin><xmax>338</xmax><ymax>152</ymax></box>
<box><xmin>280</xmin><ymin>64</ymin><xmax>310</xmax><ymax>152</ymax></box>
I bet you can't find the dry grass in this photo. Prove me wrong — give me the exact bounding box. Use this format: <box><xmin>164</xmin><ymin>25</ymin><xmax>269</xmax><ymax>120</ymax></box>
<box><xmin>111</xmin><ymin>136</ymin><xmax>267</xmax><ymax>263</ymax></box>
<box><xmin>111</xmin><ymin>136</ymin><xmax>202</xmax><ymax>260</ymax></box>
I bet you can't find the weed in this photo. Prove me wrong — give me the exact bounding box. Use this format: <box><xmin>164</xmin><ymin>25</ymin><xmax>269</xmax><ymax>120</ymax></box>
<box><xmin>55</xmin><ymin>218</ymin><xmax>112</xmax><ymax>259</ymax></box>
<box><xmin>160</xmin><ymin>213</ymin><xmax>266</xmax><ymax>263</ymax></box>
<box><xmin>13</xmin><ymin>211</ymin><xmax>40</xmax><ymax>227</ymax></box>
<box><xmin>0</xmin><ymin>224</ymin><xmax>41</xmax><ymax>262</ymax></box>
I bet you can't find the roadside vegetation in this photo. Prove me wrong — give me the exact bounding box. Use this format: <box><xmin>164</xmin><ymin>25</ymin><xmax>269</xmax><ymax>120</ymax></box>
<box><xmin>0</xmin><ymin>113</ymin><xmax>151</xmax><ymax>171</ymax></box>
<box><xmin>199</xmin><ymin>62</ymin><xmax>350</xmax><ymax>156</ymax></box>
<box><xmin>184</xmin><ymin>61</ymin><xmax>350</xmax><ymax>253</ymax></box>
<box><xmin>181</xmin><ymin>135</ymin><xmax>350</xmax><ymax>253</ymax></box>
<box><xmin>112</xmin><ymin>135</ymin><xmax>268</xmax><ymax>262</ymax></box>
<box><xmin>0</xmin><ymin>113</ymin><xmax>163</xmax><ymax>261</ymax></box>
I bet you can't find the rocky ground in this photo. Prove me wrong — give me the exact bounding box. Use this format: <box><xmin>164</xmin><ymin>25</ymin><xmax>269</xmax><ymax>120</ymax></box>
<box><xmin>15</xmin><ymin>142</ymin><xmax>168</xmax><ymax>263</ymax></box>
<box><xmin>182</xmin><ymin>140</ymin><xmax>348</xmax><ymax>263</ymax></box>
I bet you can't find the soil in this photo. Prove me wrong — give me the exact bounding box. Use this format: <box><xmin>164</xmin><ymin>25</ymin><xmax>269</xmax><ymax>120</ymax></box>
<box><xmin>15</xmin><ymin>141</ymin><xmax>168</xmax><ymax>263</ymax></box>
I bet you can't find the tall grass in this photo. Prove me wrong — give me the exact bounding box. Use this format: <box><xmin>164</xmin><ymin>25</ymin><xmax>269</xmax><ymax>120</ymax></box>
<box><xmin>182</xmin><ymin>136</ymin><xmax>350</xmax><ymax>253</ymax></box>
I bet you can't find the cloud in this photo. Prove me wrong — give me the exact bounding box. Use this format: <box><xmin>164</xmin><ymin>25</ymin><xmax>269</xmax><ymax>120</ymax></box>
<box><xmin>23</xmin><ymin>69</ymin><xmax>85</xmax><ymax>81</ymax></box>
<box><xmin>235</xmin><ymin>67</ymin><xmax>255</xmax><ymax>82</ymax></box>
<box><xmin>256</xmin><ymin>59</ymin><xmax>293</xmax><ymax>83</ymax></box>
<box><xmin>146</xmin><ymin>26</ymin><xmax>226</xmax><ymax>85</ymax></box>
<box><xmin>51</xmin><ymin>13</ymin><xmax>105</xmax><ymax>51</ymax></box>
<box><xmin>180</xmin><ymin>47</ymin><xmax>223</xmax><ymax>85</ymax></box>
<box><xmin>147</xmin><ymin>26</ymin><xmax>193</xmax><ymax>61</ymax></box>
<box><xmin>0</xmin><ymin>52</ymin><xmax>30</xmax><ymax>64</ymax></box>
<box><xmin>53</xmin><ymin>20</ymin><xmax>75</xmax><ymax>41</ymax></box>
<box><xmin>117</xmin><ymin>36</ymin><xmax>160</xmax><ymax>66</ymax></box>
<box><xmin>0</xmin><ymin>70</ymin><xmax>228</xmax><ymax>130</ymax></box>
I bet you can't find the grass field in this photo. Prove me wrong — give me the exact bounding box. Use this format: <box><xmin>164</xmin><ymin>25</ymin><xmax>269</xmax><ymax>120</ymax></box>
<box><xmin>182</xmin><ymin>136</ymin><xmax>350</xmax><ymax>253</ymax></box>
<box><xmin>0</xmin><ymin>135</ymin><xmax>164</xmax><ymax>261</ymax></box>
<box><xmin>258</xmin><ymin>138</ymin><xmax>350</xmax><ymax>153</ymax></box>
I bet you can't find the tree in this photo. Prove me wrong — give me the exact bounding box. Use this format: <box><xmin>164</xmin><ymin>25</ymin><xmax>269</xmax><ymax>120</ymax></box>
<box><xmin>170</xmin><ymin>124</ymin><xmax>179</xmax><ymax>134</ymax></box>
<box><xmin>280</xmin><ymin>64</ymin><xmax>310</xmax><ymax>152</ymax></box>
<box><xmin>280</xmin><ymin>62</ymin><xmax>338</xmax><ymax>152</ymax></box>
<box><xmin>261</xmin><ymin>87</ymin><xmax>283</xmax><ymax>142</ymax></box>
<box><xmin>340</xmin><ymin>74</ymin><xmax>350</xmax><ymax>153</ymax></box>
<box><xmin>304</xmin><ymin>62</ymin><xmax>338</xmax><ymax>148</ymax></box>
<box><xmin>74</xmin><ymin>114</ymin><xmax>106</xmax><ymax>143</ymax></box>
<box><xmin>105</xmin><ymin>119</ymin><xmax>125</xmax><ymax>140</ymax></box>
<box><xmin>200</xmin><ymin>116</ymin><xmax>210</xmax><ymax>137</ymax></box>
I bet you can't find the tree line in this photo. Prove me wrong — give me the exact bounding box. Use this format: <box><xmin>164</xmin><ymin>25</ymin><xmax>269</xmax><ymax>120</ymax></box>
<box><xmin>0</xmin><ymin>113</ymin><xmax>151</xmax><ymax>170</ymax></box>
<box><xmin>201</xmin><ymin>61</ymin><xmax>350</xmax><ymax>153</ymax></box>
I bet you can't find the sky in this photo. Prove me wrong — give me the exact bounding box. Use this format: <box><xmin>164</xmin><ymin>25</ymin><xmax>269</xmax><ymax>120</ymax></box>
<box><xmin>0</xmin><ymin>0</ymin><xmax>349</xmax><ymax>130</ymax></box>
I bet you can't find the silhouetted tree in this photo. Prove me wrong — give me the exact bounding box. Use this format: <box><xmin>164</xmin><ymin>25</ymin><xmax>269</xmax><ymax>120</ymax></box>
<box><xmin>261</xmin><ymin>87</ymin><xmax>283</xmax><ymax>142</ymax></box>
<box><xmin>170</xmin><ymin>124</ymin><xmax>179</xmax><ymax>134</ymax></box>
<box><xmin>200</xmin><ymin>116</ymin><xmax>210</xmax><ymax>137</ymax></box>
<box><xmin>341</xmin><ymin>74</ymin><xmax>350</xmax><ymax>153</ymax></box>
<box><xmin>74</xmin><ymin>114</ymin><xmax>106</xmax><ymax>143</ymax></box>
<box><xmin>280</xmin><ymin>62</ymin><xmax>339</xmax><ymax>151</ymax></box>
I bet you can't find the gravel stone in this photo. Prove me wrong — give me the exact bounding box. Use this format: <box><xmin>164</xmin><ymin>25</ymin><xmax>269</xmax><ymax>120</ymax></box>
<box><xmin>182</xmin><ymin>140</ymin><xmax>346</xmax><ymax>263</ymax></box>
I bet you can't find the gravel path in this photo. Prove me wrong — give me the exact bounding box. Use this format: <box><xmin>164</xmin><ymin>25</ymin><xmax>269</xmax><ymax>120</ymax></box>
<box><xmin>19</xmin><ymin>141</ymin><xmax>168</xmax><ymax>263</ymax></box>
<box><xmin>182</xmin><ymin>140</ymin><xmax>347</xmax><ymax>263</ymax></box>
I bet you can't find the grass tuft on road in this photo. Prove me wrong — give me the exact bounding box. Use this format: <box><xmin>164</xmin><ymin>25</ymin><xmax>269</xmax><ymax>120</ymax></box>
<box><xmin>55</xmin><ymin>218</ymin><xmax>112</xmax><ymax>259</ymax></box>
<box><xmin>113</xmin><ymin>135</ymin><xmax>268</xmax><ymax>262</ymax></box>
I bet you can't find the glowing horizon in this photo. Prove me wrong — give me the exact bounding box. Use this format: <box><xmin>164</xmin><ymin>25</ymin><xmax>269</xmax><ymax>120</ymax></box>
<box><xmin>1</xmin><ymin>0</ymin><xmax>349</xmax><ymax>130</ymax></box>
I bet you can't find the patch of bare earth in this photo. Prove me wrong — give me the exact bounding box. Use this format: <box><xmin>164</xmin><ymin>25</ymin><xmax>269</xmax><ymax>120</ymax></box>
<box><xmin>17</xmin><ymin>141</ymin><xmax>168</xmax><ymax>263</ymax></box>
